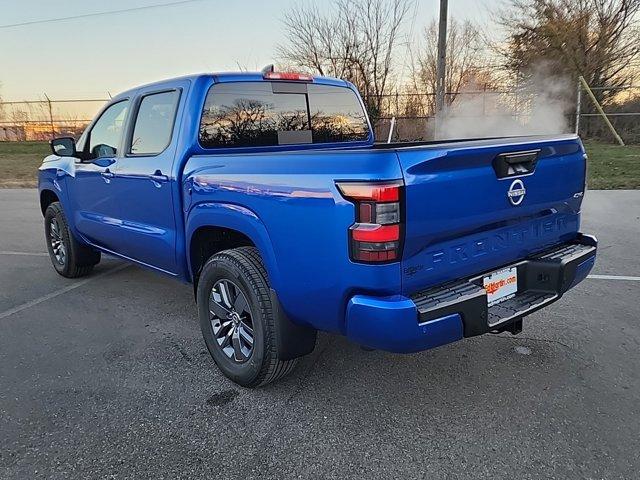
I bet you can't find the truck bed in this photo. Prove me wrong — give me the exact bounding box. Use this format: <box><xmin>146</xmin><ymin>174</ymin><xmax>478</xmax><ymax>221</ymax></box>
<box><xmin>184</xmin><ymin>134</ymin><xmax>587</xmax><ymax>332</ymax></box>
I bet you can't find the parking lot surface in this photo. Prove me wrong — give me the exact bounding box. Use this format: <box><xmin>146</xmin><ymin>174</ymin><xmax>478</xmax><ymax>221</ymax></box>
<box><xmin>1</xmin><ymin>189</ymin><xmax>639</xmax><ymax>479</ymax></box>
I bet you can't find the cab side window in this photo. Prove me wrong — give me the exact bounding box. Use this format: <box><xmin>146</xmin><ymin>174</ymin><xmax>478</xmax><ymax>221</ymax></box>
<box><xmin>130</xmin><ymin>90</ymin><xmax>180</xmax><ymax>155</ymax></box>
<box><xmin>88</xmin><ymin>100</ymin><xmax>130</xmax><ymax>159</ymax></box>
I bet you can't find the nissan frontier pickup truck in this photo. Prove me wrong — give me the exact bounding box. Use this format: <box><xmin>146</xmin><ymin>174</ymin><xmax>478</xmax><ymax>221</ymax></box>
<box><xmin>39</xmin><ymin>69</ymin><xmax>597</xmax><ymax>387</ymax></box>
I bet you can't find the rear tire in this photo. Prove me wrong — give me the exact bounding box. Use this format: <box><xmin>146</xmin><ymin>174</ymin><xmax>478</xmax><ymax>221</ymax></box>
<box><xmin>44</xmin><ymin>202</ymin><xmax>101</xmax><ymax>278</ymax></box>
<box><xmin>197</xmin><ymin>246</ymin><xmax>298</xmax><ymax>387</ymax></box>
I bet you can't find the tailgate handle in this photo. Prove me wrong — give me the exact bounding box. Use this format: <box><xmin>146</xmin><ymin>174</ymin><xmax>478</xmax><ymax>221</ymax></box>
<box><xmin>493</xmin><ymin>150</ymin><xmax>540</xmax><ymax>178</ymax></box>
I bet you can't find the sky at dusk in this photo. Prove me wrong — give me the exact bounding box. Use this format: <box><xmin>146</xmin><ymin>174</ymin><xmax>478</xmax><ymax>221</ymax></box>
<box><xmin>0</xmin><ymin>0</ymin><xmax>498</xmax><ymax>101</ymax></box>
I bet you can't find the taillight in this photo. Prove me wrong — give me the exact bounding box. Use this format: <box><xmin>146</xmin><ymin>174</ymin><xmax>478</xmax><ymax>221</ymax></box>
<box><xmin>337</xmin><ymin>180</ymin><xmax>404</xmax><ymax>263</ymax></box>
<box><xmin>263</xmin><ymin>71</ymin><xmax>314</xmax><ymax>82</ymax></box>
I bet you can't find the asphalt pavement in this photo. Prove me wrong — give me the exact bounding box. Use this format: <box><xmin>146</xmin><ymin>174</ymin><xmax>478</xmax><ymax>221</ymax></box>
<box><xmin>1</xmin><ymin>189</ymin><xmax>639</xmax><ymax>479</ymax></box>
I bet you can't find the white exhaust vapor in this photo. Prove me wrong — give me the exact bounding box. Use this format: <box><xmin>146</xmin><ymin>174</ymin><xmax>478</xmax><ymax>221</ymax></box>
<box><xmin>435</xmin><ymin>63</ymin><xmax>572</xmax><ymax>140</ymax></box>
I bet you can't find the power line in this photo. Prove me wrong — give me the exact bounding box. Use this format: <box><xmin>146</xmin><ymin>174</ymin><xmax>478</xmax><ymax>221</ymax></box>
<box><xmin>0</xmin><ymin>0</ymin><xmax>208</xmax><ymax>29</ymax></box>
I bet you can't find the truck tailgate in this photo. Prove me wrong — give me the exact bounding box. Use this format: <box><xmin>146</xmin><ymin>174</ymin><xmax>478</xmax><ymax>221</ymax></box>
<box><xmin>396</xmin><ymin>135</ymin><xmax>586</xmax><ymax>296</ymax></box>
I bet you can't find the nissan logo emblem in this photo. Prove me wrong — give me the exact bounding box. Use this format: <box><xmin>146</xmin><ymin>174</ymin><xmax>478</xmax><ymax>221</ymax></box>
<box><xmin>507</xmin><ymin>179</ymin><xmax>526</xmax><ymax>206</ymax></box>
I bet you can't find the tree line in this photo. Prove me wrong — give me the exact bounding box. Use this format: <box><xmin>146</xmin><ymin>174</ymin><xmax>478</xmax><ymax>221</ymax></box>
<box><xmin>277</xmin><ymin>0</ymin><xmax>640</xmax><ymax>123</ymax></box>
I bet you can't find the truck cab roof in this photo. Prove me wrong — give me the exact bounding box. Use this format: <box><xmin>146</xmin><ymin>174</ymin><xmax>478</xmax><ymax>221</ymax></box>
<box><xmin>114</xmin><ymin>71</ymin><xmax>350</xmax><ymax>101</ymax></box>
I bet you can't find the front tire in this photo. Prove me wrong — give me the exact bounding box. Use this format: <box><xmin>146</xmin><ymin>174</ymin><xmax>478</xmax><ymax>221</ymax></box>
<box><xmin>44</xmin><ymin>202</ymin><xmax>101</xmax><ymax>278</ymax></box>
<box><xmin>197</xmin><ymin>247</ymin><xmax>298</xmax><ymax>387</ymax></box>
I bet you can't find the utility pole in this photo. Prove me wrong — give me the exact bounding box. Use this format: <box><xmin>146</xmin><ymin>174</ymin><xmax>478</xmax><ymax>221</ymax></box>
<box><xmin>435</xmin><ymin>0</ymin><xmax>448</xmax><ymax>137</ymax></box>
<box><xmin>575</xmin><ymin>79</ymin><xmax>581</xmax><ymax>135</ymax></box>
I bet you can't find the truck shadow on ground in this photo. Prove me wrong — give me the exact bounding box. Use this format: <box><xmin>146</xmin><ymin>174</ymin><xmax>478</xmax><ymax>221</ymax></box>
<box><xmin>99</xmin><ymin>262</ymin><xmax>589</xmax><ymax>414</ymax></box>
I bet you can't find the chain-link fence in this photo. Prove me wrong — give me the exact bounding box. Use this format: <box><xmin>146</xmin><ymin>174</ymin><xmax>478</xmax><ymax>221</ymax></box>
<box><xmin>1</xmin><ymin>83</ymin><xmax>639</xmax><ymax>143</ymax></box>
<box><xmin>368</xmin><ymin>83</ymin><xmax>640</xmax><ymax>144</ymax></box>
<box><xmin>368</xmin><ymin>87</ymin><xmax>555</xmax><ymax>142</ymax></box>
<box><xmin>576</xmin><ymin>85</ymin><xmax>640</xmax><ymax>144</ymax></box>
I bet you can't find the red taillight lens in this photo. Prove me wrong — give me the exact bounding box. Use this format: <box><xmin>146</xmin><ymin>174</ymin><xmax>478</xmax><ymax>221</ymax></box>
<box><xmin>336</xmin><ymin>182</ymin><xmax>400</xmax><ymax>202</ymax></box>
<box><xmin>337</xmin><ymin>181</ymin><xmax>403</xmax><ymax>264</ymax></box>
<box><xmin>263</xmin><ymin>72</ymin><xmax>314</xmax><ymax>82</ymax></box>
<box><xmin>351</xmin><ymin>224</ymin><xmax>399</xmax><ymax>242</ymax></box>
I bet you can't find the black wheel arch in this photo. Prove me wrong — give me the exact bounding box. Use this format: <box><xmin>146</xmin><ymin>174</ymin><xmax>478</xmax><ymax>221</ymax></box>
<box><xmin>40</xmin><ymin>189</ymin><xmax>60</xmax><ymax>216</ymax></box>
<box><xmin>189</xmin><ymin>226</ymin><xmax>255</xmax><ymax>299</ymax></box>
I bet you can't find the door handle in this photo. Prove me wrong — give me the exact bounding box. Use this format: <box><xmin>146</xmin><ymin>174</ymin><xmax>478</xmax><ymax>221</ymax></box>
<box><xmin>149</xmin><ymin>170</ymin><xmax>169</xmax><ymax>183</ymax></box>
<box><xmin>101</xmin><ymin>169</ymin><xmax>114</xmax><ymax>179</ymax></box>
<box><xmin>100</xmin><ymin>168</ymin><xmax>115</xmax><ymax>182</ymax></box>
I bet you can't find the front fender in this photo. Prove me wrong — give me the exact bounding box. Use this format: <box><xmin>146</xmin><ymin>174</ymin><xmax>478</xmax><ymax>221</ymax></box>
<box><xmin>185</xmin><ymin>201</ymin><xmax>281</xmax><ymax>291</ymax></box>
<box><xmin>38</xmin><ymin>157</ymin><xmax>72</xmax><ymax>215</ymax></box>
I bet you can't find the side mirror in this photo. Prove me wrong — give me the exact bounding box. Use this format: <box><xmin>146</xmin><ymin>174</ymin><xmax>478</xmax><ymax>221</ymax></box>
<box><xmin>50</xmin><ymin>137</ymin><xmax>77</xmax><ymax>157</ymax></box>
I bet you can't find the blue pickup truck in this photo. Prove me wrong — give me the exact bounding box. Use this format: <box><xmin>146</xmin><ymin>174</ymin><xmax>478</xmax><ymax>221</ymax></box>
<box><xmin>39</xmin><ymin>70</ymin><xmax>597</xmax><ymax>387</ymax></box>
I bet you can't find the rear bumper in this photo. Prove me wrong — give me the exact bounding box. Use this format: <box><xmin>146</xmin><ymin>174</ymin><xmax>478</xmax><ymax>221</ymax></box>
<box><xmin>345</xmin><ymin>234</ymin><xmax>597</xmax><ymax>353</ymax></box>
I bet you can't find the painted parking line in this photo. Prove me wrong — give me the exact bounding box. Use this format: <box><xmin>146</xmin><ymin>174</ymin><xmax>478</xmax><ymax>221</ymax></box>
<box><xmin>0</xmin><ymin>264</ymin><xmax>129</xmax><ymax>320</ymax></box>
<box><xmin>588</xmin><ymin>274</ymin><xmax>640</xmax><ymax>282</ymax></box>
<box><xmin>0</xmin><ymin>251</ymin><xmax>48</xmax><ymax>257</ymax></box>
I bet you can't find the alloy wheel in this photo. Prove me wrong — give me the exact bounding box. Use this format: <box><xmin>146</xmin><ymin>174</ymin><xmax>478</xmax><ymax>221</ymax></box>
<box><xmin>209</xmin><ymin>279</ymin><xmax>254</xmax><ymax>363</ymax></box>
<box><xmin>49</xmin><ymin>218</ymin><xmax>66</xmax><ymax>265</ymax></box>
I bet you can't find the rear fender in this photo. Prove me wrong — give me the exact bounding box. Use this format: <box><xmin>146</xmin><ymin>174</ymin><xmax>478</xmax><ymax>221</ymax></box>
<box><xmin>186</xmin><ymin>202</ymin><xmax>315</xmax><ymax>359</ymax></box>
<box><xmin>185</xmin><ymin>201</ymin><xmax>281</xmax><ymax>290</ymax></box>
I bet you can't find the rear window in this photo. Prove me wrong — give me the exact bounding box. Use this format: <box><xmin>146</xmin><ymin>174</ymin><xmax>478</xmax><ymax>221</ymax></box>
<box><xmin>130</xmin><ymin>90</ymin><xmax>180</xmax><ymax>155</ymax></box>
<box><xmin>199</xmin><ymin>82</ymin><xmax>369</xmax><ymax>148</ymax></box>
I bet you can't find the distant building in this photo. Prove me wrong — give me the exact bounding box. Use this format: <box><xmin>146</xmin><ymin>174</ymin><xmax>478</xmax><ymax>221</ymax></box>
<box><xmin>0</xmin><ymin>125</ymin><xmax>25</xmax><ymax>141</ymax></box>
<box><xmin>24</xmin><ymin>122</ymin><xmax>56</xmax><ymax>141</ymax></box>
<box><xmin>0</xmin><ymin>122</ymin><xmax>88</xmax><ymax>141</ymax></box>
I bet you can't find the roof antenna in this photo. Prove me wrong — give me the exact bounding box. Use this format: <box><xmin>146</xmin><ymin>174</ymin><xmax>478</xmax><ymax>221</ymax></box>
<box><xmin>261</xmin><ymin>64</ymin><xmax>275</xmax><ymax>74</ymax></box>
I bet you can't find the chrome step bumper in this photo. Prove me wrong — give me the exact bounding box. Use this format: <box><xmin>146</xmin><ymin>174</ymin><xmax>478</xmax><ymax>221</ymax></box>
<box><xmin>410</xmin><ymin>234</ymin><xmax>597</xmax><ymax>337</ymax></box>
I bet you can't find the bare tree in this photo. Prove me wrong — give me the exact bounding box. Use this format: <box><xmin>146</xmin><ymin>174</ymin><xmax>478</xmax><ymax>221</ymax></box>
<box><xmin>277</xmin><ymin>0</ymin><xmax>411</xmax><ymax>121</ymax></box>
<box><xmin>411</xmin><ymin>19</ymin><xmax>495</xmax><ymax>114</ymax></box>
<box><xmin>498</xmin><ymin>0</ymin><xmax>640</xmax><ymax>104</ymax></box>
<box><xmin>277</xmin><ymin>2</ymin><xmax>357</xmax><ymax>79</ymax></box>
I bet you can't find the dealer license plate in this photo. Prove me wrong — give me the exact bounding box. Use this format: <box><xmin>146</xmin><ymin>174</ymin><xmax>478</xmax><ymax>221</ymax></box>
<box><xmin>483</xmin><ymin>267</ymin><xmax>518</xmax><ymax>307</ymax></box>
